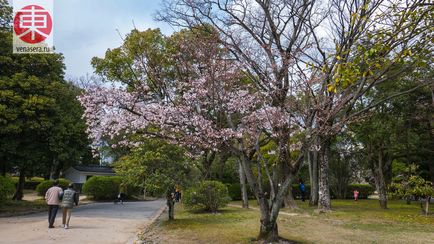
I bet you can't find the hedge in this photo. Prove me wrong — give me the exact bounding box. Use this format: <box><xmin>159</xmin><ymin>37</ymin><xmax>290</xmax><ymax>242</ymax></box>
<box><xmin>292</xmin><ymin>184</ymin><xmax>373</xmax><ymax>199</ymax></box>
<box><xmin>36</xmin><ymin>179</ymin><xmax>71</xmax><ymax>196</ymax></box>
<box><xmin>345</xmin><ymin>184</ymin><xmax>375</xmax><ymax>199</ymax></box>
<box><xmin>0</xmin><ymin>176</ymin><xmax>15</xmax><ymax>203</ymax></box>
<box><xmin>11</xmin><ymin>176</ymin><xmax>45</xmax><ymax>190</ymax></box>
<box><xmin>82</xmin><ymin>176</ymin><xmax>121</xmax><ymax>200</ymax></box>
<box><xmin>184</xmin><ymin>180</ymin><xmax>231</xmax><ymax>212</ymax></box>
<box><xmin>227</xmin><ymin>183</ymin><xmax>310</xmax><ymax>200</ymax></box>
<box><xmin>226</xmin><ymin>182</ymin><xmax>374</xmax><ymax>200</ymax></box>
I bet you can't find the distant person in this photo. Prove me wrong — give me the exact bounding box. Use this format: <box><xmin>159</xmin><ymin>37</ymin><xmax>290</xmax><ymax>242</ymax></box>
<box><xmin>299</xmin><ymin>179</ymin><xmax>306</xmax><ymax>202</ymax></box>
<box><xmin>175</xmin><ymin>189</ymin><xmax>181</xmax><ymax>202</ymax></box>
<box><xmin>353</xmin><ymin>189</ymin><xmax>359</xmax><ymax>201</ymax></box>
<box><xmin>61</xmin><ymin>183</ymin><xmax>79</xmax><ymax>229</ymax></box>
<box><xmin>45</xmin><ymin>179</ymin><xmax>63</xmax><ymax>228</ymax></box>
<box><xmin>115</xmin><ymin>192</ymin><xmax>126</xmax><ymax>204</ymax></box>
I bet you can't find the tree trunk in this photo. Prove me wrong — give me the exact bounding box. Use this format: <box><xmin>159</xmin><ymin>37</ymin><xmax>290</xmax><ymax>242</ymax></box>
<box><xmin>143</xmin><ymin>188</ymin><xmax>147</xmax><ymax>200</ymax></box>
<box><xmin>308</xmin><ymin>149</ymin><xmax>319</xmax><ymax>206</ymax></box>
<box><xmin>421</xmin><ymin>197</ymin><xmax>430</xmax><ymax>215</ymax></box>
<box><xmin>238</xmin><ymin>160</ymin><xmax>249</xmax><ymax>208</ymax></box>
<box><xmin>52</xmin><ymin>159</ymin><xmax>63</xmax><ymax>180</ymax></box>
<box><xmin>284</xmin><ymin>185</ymin><xmax>299</xmax><ymax>210</ymax></box>
<box><xmin>218</xmin><ymin>153</ymin><xmax>229</xmax><ymax>181</ymax></box>
<box><xmin>318</xmin><ymin>139</ymin><xmax>331</xmax><ymax>212</ymax></box>
<box><xmin>166</xmin><ymin>189</ymin><xmax>175</xmax><ymax>220</ymax></box>
<box><xmin>429</xmin><ymin>87</ymin><xmax>434</xmax><ymax>183</ymax></box>
<box><xmin>12</xmin><ymin>169</ymin><xmax>25</xmax><ymax>201</ymax></box>
<box><xmin>429</xmin><ymin>164</ymin><xmax>434</xmax><ymax>186</ymax></box>
<box><xmin>202</xmin><ymin>151</ymin><xmax>216</xmax><ymax>180</ymax></box>
<box><xmin>378</xmin><ymin>185</ymin><xmax>387</xmax><ymax>209</ymax></box>
<box><xmin>167</xmin><ymin>199</ymin><xmax>175</xmax><ymax>220</ymax></box>
<box><xmin>373</xmin><ymin>150</ymin><xmax>388</xmax><ymax>209</ymax></box>
<box><xmin>258</xmin><ymin>173</ymin><xmax>293</xmax><ymax>242</ymax></box>
<box><xmin>239</xmin><ymin>154</ymin><xmax>283</xmax><ymax>243</ymax></box>
<box><xmin>1</xmin><ymin>157</ymin><xmax>6</xmax><ymax>176</ymax></box>
<box><xmin>258</xmin><ymin>218</ymin><xmax>279</xmax><ymax>243</ymax></box>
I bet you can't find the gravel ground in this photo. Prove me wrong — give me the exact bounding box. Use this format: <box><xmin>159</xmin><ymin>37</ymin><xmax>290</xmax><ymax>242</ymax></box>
<box><xmin>0</xmin><ymin>200</ymin><xmax>165</xmax><ymax>244</ymax></box>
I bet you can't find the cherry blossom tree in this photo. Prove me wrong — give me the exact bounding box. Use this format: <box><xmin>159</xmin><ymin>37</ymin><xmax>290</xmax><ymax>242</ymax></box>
<box><xmin>81</xmin><ymin>0</ymin><xmax>432</xmax><ymax>241</ymax></box>
<box><xmin>80</xmin><ymin>26</ymin><xmax>306</xmax><ymax>241</ymax></box>
<box><xmin>158</xmin><ymin>0</ymin><xmax>433</xmax><ymax>216</ymax></box>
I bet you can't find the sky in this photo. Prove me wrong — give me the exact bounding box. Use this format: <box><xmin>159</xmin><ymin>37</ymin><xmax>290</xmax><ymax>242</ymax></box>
<box><xmin>52</xmin><ymin>0</ymin><xmax>173</xmax><ymax>79</ymax></box>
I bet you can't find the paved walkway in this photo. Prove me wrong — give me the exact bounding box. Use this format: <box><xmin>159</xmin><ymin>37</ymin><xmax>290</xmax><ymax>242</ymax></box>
<box><xmin>0</xmin><ymin>200</ymin><xmax>165</xmax><ymax>244</ymax></box>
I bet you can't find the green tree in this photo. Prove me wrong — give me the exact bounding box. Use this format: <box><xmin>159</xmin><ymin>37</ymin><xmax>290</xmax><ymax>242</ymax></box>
<box><xmin>48</xmin><ymin>82</ymin><xmax>96</xmax><ymax>179</ymax></box>
<box><xmin>0</xmin><ymin>1</ymin><xmax>95</xmax><ymax>199</ymax></box>
<box><xmin>114</xmin><ymin>138</ymin><xmax>197</xmax><ymax>219</ymax></box>
<box><xmin>391</xmin><ymin>166</ymin><xmax>434</xmax><ymax>215</ymax></box>
<box><xmin>351</xmin><ymin>74</ymin><xmax>434</xmax><ymax>209</ymax></box>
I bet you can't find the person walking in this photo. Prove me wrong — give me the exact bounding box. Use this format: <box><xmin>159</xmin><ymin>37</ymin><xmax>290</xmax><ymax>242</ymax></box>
<box><xmin>115</xmin><ymin>192</ymin><xmax>126</xmax><ymax>204</ymax></box>
<box><xmin>353</xmin><ymin>189</ymin><xmax>359</xmax><ymax>201</ymax></box>
<box><xmin>175</xmin><ymin>189</ymin><xmax>182</xmax><ymax>202</ymax></box>
<box><xmin>45</xmin><ymin>180</ymin><xmax>63</xmax><ymax>228</ymax></box>
<box><xmin>299</xmin><ymin>179</ymin><xmax>306</xmax><ymax>202</ymax></box>
<box><xmin>61</xmin><ymin>183</ymin><xmax>79</xmax><ymax>229</ymax></box>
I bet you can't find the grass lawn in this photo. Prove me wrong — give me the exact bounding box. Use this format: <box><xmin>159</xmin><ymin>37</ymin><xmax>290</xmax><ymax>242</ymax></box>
<box><xmin>141</xmin><ymin>199</ymin><xmax>434</xmax><ymax>244</ymax></box>
<box><xmin>0</xmin><ymin>199</ymin><xmax>46</xmax><ymax>217</ymax></box>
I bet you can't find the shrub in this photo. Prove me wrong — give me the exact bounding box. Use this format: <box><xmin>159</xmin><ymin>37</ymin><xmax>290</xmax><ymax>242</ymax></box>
<box><xmin>82</xmin><ymin>176</ymin><xmax>121</xmax><ymax>200</ymax></box>
<box><xmin>0</xmin><ymin>176</ymin><xmax>15</xmax><ymax>203</ymax></box>
<box><xmin>11</xmin><ymin>176</ymin><xmax>19</xmax><ymax>185</ymax></box>
<box><xmin>226</xmin><ymin>183</ymin><xmax>255</xmax><ymax>200</ymax></box>
<box><xmin>36</xmin><ymin>179</ymin><xmax>71</xmax><ymax>196</ymax></box>
<box><xmin>227</xmin><ymin>183</ymin><xmax>242</xmax><ymax>200</ymax></box>
<box><xmin>12</xmin><ymin>176</ymin><xmax>46</xmax><ymax>190</ymax></box>
<box><xmin>184</xmin><ymin>180</ymin><xmax>231</xmax><ymax>212</ymax></box>
<box><xmin>24</xmin><ymin>177</ymin><xmax>45</xmax><ymax>190</ymax></box>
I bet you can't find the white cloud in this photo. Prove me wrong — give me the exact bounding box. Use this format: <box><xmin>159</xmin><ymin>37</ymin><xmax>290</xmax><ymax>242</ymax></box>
<box><xmin>53</xmin><ymin>0</ymin><xmax>172</xmax><ymax>78</ymax></box>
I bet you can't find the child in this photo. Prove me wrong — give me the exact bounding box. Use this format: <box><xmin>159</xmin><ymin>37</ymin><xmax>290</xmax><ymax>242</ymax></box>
<box><xmin>353</xmin><ymin>189</ymin><xmax>359</xmax><ymax>201</ymax></box>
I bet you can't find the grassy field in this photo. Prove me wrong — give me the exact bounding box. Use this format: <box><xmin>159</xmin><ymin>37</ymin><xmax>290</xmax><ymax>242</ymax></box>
<box><xmin>0</xmin><ymin>199</ymin><xmax>46</xmax><ymax>217</ymax></box>
<box><xmin>141</xmin><ymin>199</ymin><xmax>434</xmax><ymax>244</ymax></box>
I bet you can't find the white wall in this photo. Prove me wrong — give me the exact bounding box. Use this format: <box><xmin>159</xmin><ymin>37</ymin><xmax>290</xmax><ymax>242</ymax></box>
<box><xmin>64</xmin><ymin>168</ymin><xmax>116</xmax><ymax>184</ymax></box>
<box><xmin>64</xmin><ymin>168</ymin><xmax>84</xmax><ymax>183</ymax></box>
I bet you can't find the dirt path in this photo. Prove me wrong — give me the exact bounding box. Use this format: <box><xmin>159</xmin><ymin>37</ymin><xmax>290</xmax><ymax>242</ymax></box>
<box><xmin>0</xmin><ymin>200</ymin><xmax>165</xmax><ymax>244</ymax></box>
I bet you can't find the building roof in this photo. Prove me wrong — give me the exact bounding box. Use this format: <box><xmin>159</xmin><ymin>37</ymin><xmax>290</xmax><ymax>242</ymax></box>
<box><xmin>72</xmin><ymin>165</ymin><xmax>115</xmax><ymax>174</ymax></box>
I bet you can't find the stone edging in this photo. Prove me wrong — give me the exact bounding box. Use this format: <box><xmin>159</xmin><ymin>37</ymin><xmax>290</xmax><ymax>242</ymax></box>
<box><xmin>127</xmin><ymin>204</ymin><xmax>167</xmax><ymax>244</ymax></box>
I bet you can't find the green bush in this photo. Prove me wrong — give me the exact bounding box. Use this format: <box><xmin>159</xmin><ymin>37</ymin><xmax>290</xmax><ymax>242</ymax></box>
<box><xmin>227</xmin><ymin>182</ymin><xmax>312</xmax><ymax>201</ymax></box>
<box><xmin>0</xmin><ymin>176</ymin><xmax>15</xmax><ymax>203</ymax></box>
<box><xmin>12</xmin><ymin>176</ymin><xmax>47</xmax><ymax>190</ymax></box>
<box><xmin>11</xmin><ymin>176</ymin><xmax>19</xmax><ymax>185</ymax></box>
<box><xmin>184</xmin><ymin>180</ymin><xmax>231</xmax><ymax>212</ymax></box>
<box><xmin>82</xmin><ymin>176</ymin><xmax>121</xmax><ymax>200</ymax></box>
<box><xmin>227</xmin><ymin>183</ymin><xmax>242</xmax><ymax>200</ymax></box>
<box><xmin>226</xmin><ymin>183</ymin><xmax>255</xmax><ymax>200</ymax></box>
<box><xmin>36</xmin><ymin>179</ymin><xmax>71</xmax><ymax>196</ymax></box>
<box><xmin>24</xmin><ymin>177</ymin><xmax>45</xmax><ymax>190</ymax></box>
